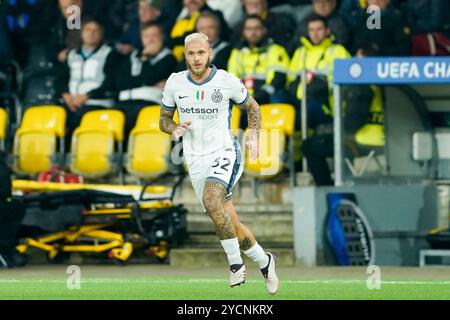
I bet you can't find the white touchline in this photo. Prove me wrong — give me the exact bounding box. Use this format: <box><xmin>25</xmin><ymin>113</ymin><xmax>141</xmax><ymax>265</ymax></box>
<box><xmin>0</xmin><ymin>279</ymin><xmax>450</xmax><ymax>285</ymax></box>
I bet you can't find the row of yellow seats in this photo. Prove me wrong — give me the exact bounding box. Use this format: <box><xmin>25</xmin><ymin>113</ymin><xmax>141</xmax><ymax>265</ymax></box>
<box><xmin>10</xmin><ymin>103</ymin><xmax>296</xmax><ymax>181</ymax></box>
<box><xmin>11</xmin><ymin>105</ymin><xmax>126</xmax><ymax>179</ymax></box>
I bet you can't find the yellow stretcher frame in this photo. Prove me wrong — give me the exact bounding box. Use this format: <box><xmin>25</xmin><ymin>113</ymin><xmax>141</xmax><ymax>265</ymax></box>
<box><xmin>13</xmin><ymin>180</ymin><xmax>179</xmax><ymax>263</ymax></box>
<box><xmin>12</xmin><ymin>180</ymin><xmax>171</xmax><ymax>200</ymax></box>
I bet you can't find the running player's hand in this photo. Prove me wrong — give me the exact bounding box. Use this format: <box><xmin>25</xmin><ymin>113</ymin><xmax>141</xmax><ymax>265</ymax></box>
<box><xmin>246</xmin><ymin>130</ymin><xmax>259</xmax><ymax>162</ymax></box>
<box><xmin>172</xmin><ymin>121</ymin><xmax>191</xmax><ymax>141</ymax></box>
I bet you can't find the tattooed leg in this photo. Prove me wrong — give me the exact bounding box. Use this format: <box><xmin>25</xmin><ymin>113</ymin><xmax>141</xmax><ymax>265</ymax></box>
<box><xmin>203</xmin><ymin>181</ymin><xmax>236</xmax><ymax>240</ymax></box>
<box><xmin>224</xmin><ymin>200</ymin><xmax>256</xmax><ymax>251</ymax></box>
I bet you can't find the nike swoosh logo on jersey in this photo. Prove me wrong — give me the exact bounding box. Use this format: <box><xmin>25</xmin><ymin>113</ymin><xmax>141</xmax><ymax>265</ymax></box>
<box><xmin>179</xmin><ymin>95</ymin><xmax>189</xmax><ymax>99</ymax></box>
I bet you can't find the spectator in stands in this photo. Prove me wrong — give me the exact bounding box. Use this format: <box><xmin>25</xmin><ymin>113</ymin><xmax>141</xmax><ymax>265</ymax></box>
<box><xmin>115</xmin><ymin>22</ymin><xmax>176</xmax><ymax>142</ymax></box>
<box><xmin>195</xmin><ymin>11</ymin><xmax>232</xmax><ymax>70</ymax></box>
<box><xmin>116</xmin><ymin>0</ymin><xmax>176</xmax><ymax>56</ymax></box>
<box><xmin>49</xmin><ymin>0</ymin><xmax>139</xmax><ymax>63</ymax></box>
<box><xmin>338</xmin><ymin>0</ymin><xmax>365</xmax><ymax>28</ymax></box>
<box><xmin>351</xmin><ymin>0</ymin><xmax>411</xmax><ymax>56</ymax></box>
<box><xmin>288</xmin><ymin>15</ymin><xmax>350</xmax><ymax>130</ymax></box>
<box><xmin>228</xmin><ymin>15</ymin><xmax>290</xmax><ymax>127</ymax></box>
<box><xmin>47</xmin><ymin>0</ymin><xmax>83</xmax><ymax>64</ymax></box>
<box><xmin>206</xmin><ymin>0</ymin><xmax>244</xmax><ymax>28</ymax></box>
<box><xmin>407</xmin><ymin>0</ymin><xmax>450</xmax><ymax>56</ymax></box>
<box><xmin>407</xmin><ymin>0</ymin><xmax>450</xmax><ymax>34</ymax></box>
<box><xmin>170</xmin><ymin>0</ymin><xmax>229</xmax><ymax>62</ymax></box>
<box><xmin>288</xmin><ymin>15</ymin><xmax>350</xmax><ymax>175</ymax></box>
<box><xmin>230</xmin><ymin>0</ymin><xmax>296</xmax><ymax>48</ymax></box>
<box><xmin>82</xmin><ymin>0</ymin><xmax>138</xmax><ymax>42</ymax></box>
<box><xmin>301</xmin><ymin>46</ymin><xmax>384</xmax><ymax>186</ymax></box>
<box><xmin>340</xmin><ymin>0</ymin><xmax>410</xmax><ymax>28</ymax></box>
<box><xmin>289</xmin><ymin>0</ymin><xmax>351</xmax><ymax>54</ymax></box>
<box><xmin>109</xmin><ymin>0</ymin><xmax>140</xmax><ymax>37</ymax></box>
<box><xmin>55</xmin><ymin>19</ymin><xmax>120</xmax><ymax>143</ymax></box>
<box><xmin>4</xmin><ymin>0</ymin><xmax>58</xmax><ymax>66</ymax></box>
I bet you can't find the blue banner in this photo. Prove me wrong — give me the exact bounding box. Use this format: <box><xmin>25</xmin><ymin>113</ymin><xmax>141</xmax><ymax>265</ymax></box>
<box><xmin>334</xmin><ymin>57</ymin><xmax>450</xmax><ymax>84</ymax></box>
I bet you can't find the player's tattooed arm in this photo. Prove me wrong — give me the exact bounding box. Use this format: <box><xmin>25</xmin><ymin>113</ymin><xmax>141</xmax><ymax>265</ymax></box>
<box><xmin>159</xmin><ymin>108</ymin><xmax>178</xmax><ymax>135</ymax></box>
<box><xmin>160</xmin><ymin>107</ymin><xmax>191</xmax><ymax>140</ymax></box>
<box><xmin>242</xmin><ymin>95</ymin><xmax>261</xmax><ymax>135</ymax></box>
<box><xmin>242</xmin><ymin>95</ymin><xmax>261</xmax><ymax>160</ymax></box>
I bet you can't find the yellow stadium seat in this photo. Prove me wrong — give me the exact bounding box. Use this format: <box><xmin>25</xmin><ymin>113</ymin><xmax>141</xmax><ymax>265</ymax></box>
<box><xmin>12</xmin><ymin>105</ymin><xmax>66</xmax><ymax>175</ymax></box>
<box><xmin>126</xmin><ymin>106</ymin><xmax>172</xmax><ymax>180</ymax></box>
<box><xmin>230</xmin><ymin>106</ymin><xmax>242</xmax><ymax>137</ymax></box>
<box><xmin>244</xmin><ymin>104</ymin><xmax>296</xmax><ymax>184</ymax></box>
<box><xmin>173</xmin><ymin>109</ymin><xmax>179</xmax><ymax>124</ymax></box>
<box><xmin>0</xmin><ymin>108</ymin><xmax>7</xmax><ymax>151</ymax></box>
<box><xmin>70</xmin><ymin>110</ymin><xmax>125</xmax><ymax>180</ymax></box>
<box><xmin>355</xmin><ymin>124</ymin><xmax>385</xmax><ymax>147</ymax></box>
<box><xmin>346</xmin><ymin>123</ymin><xmax>386</xmax><ymax>177</ymax></box>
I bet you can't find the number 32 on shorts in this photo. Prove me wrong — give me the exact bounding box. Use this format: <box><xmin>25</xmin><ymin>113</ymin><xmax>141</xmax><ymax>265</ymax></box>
<box><xmin>212</xmin><ymin>157</ymin><xmax>230</xmax><ymax>175</ymax></box>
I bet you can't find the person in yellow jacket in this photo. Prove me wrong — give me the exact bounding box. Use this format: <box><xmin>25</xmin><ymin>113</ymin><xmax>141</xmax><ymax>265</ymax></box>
<box><xmin>288</xmin><ymin>14</ymin><xmax>351</xmax><ymax>130</ymax></box>
<box><xmin>169</xmin><ymin>0</ymin><xmax>229</xmax><ymax>62</ymax></box>
<box><xmin>227</xmin><ymin>15</ymin><xmax>290</xmax><ymax>115</ymax></box>
<box><xmin>300</xmin><ymin>42</ymin><xmax>384</xmax><ymax>186</ymax></box>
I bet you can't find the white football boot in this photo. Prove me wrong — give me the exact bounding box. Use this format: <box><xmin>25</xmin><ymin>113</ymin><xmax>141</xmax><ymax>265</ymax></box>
<box><xmin>261</xmin><ymin>252</ymin><xmax>279</xmax><ymax>295</ymax></box>
<box><xmin>229</xmin><ymin>263</ymin><xmax>246</xmax><ymax>287</ymax></box>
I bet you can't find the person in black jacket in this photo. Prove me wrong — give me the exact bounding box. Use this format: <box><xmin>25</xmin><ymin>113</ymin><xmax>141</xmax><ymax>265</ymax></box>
<box><xmin>47</xmin><ymin>0</ymin><xmax>82</xmax><ymax>65</ymax></box>
<box><xmin>55</xmin><ymin>18</ymin><xmax>121</xmax><ymax>144</ymax></box>
<box><xmin>169</xmin><ymin>0</ymin><xmax>229</xmax><ymax>62</ymax></box>
<box><xmin>230</xmin><ymin>0</ymin><xmax>296</xmax><ymax>48</ymax></box>
<box><xmin>82</xmin><ymin>0</ymin><xmax>136</xmax><ymax>42</ymax></box>
<box><xmin>48</xmin><ymin>0</ymin><xmax>135</xmax><ymax>64</ymax></box>
<box><xmin>115</xmin><ymin>22</ymin><xmax>176</xmax><ymax>142</ymax></box>
<box><xmin>351</xmin><ymin>0</ymin><xmax>411</xmax><ymax>56</ymax></box>
<box><xmin>407</xmin><ymin>0</ymin><xmax>450</xmax><ymax>35</ymax></box>
<box><xmin>0</xmin><ymin>151</ymin><xmax>27</xmax><ymax>269</ymax></box>
<box><xmin>116</xmin><ymin>0</ymin><xmax>179</xmax><ymax>56</ymax></box>
<box><xmin>288</xmin><ymin>0</ymin><xmax>352</xmax><ymax>54</ymax></box>
<box><xmin>174</xmin><ymin>10</ymin><xmax>232</xmax><ymax>72</ymax></box>
<box><xmin>195</xmin><ymin>11</ymin><xmax>232</xmax><ymax>71</ymax></box>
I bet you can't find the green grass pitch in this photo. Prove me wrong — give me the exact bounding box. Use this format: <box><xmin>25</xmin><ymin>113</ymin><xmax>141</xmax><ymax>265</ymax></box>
<box><xmin>1</xmin><ymin>265</ymin><xmax>449</xmax><ymax>300</ymax></box>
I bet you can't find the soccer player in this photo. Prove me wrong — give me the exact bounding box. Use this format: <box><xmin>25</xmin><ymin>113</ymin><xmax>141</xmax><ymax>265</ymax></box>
<box><xmin>159</xmin><ymin>33</ymin><xmax>279</xmax><ymax>295</ymax></box>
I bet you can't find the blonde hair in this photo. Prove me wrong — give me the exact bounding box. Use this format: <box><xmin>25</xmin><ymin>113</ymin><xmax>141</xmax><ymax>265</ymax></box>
<box><xmin>184</xmin><ymin>32</ymin><xmax>210</xmax><ymax>46</ymax></box>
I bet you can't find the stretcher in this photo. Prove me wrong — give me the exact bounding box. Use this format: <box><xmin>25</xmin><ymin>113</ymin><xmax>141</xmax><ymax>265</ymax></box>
<box><xmin>12</xmin><ymin>176</ymin><xmax>187</xmax><ymax>264</ymax></box>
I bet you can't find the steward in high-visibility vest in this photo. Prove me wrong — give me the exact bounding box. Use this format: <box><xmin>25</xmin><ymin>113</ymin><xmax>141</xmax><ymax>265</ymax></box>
<box><xmin>301</xmin><ymin>84</ymin><xmax>384</xmax><ymax>186</ymax></box>
<box><xmin>287</xmin><ymin>15</ymin><xmax>351</xmax><ymax>128</ymax></box>
<box><xmin>227</xmin><ymin>15</ymin><xmax>290</xmax><ymax>105</ymax></box>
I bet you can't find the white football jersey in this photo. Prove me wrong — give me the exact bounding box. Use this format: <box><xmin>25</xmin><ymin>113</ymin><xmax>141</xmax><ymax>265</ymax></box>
<box><xmin>162</xmin><ymin>65</ymin><xmax>249</xmax><ymax>156</ymax></box>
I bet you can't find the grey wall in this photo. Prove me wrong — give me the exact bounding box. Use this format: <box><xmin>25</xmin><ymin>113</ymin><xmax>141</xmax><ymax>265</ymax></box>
<box><xmin>293</xmin><ymin>184</ymin><xmax>440</xmax><ymax>266</ymax></box>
